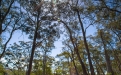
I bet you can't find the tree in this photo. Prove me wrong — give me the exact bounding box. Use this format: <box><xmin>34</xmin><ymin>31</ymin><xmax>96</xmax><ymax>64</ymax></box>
<box><xmin>0</xmin><ymin>0</ymin><xmax>121</xmax><ymax>75</ymax></box>
<box><xmin>3</xmin><ymin>41</ymin><xmax>32</xmax><ymax>75</ymax></box>
<box><xmin>0</xmin><ymin>0</ymin><xmax>14</xmax><ymax>35</ymax></box>
<box><xmin>0</xmin><ymin>63</ymin><xmax>6</xmax><ymax>75</ymax></box>
<box><xmin>18</xmin><ymin>1</ymin><xmax>60</xmax><ymax>74</ymax></box>
<box><xmin>99</xmin><ymin>30</ymin><xmax>114</xmax><ymax>75</ymax></box>
<box><xmin>0</xmin><ymin>0</ymin><xmax>23</xmax><ymax>59</ymax></box>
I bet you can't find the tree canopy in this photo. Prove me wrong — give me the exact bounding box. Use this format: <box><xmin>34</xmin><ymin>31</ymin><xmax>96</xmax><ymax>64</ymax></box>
<box><xmin>0</xmin><ymin>0</ymin><xmax>121</xmax><ymax>75</ymax></box>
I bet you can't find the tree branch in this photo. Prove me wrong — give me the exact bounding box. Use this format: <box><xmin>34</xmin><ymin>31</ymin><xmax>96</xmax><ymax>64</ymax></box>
<box><xmin>0</xmin><ymin>18</ymin><xmax>20</xmax><ymax>59</ymax></box>
<box><xmin>101</xmin><ymin>0</ymin><xmax>121</xmax><ymax>13</ymax></box>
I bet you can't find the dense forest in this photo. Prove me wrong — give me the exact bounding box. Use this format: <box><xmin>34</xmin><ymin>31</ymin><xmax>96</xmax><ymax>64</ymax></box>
<box><xmin>0</xmin><ymin>0</ymin><xmax>121</xmax><ymax>75</ymax></box>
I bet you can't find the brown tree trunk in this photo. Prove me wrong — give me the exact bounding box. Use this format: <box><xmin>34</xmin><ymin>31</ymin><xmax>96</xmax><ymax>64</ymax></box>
<box><xmin>96</xmin><ymin>65</ymin><xmax>101</xmax><ymax>75</ymax></box>
<box><xmin>107</xmin><ymin>41</ymin><xmax>121</xmax><ymax>70</ymax></box>
<box><xmin>66</xmin><ymin>44</ymin><xmax>79</xmax><ymax>75</ymax></box>
<box><xmin>100</xmin><ymin>31</ymin><xmax>114</xmax><ymax>75</ymax></box>
<box><xmin>95</xmin><ymin>60</ymin><xmax>105</xmax><ymax>75</ymax></box>
<box><xmin>77</xmin><ymin>10</ymin><xmax>95</xmax><ymax>75</ymax></box>
<box><xmin>71</xmin><ymin>58</ymin><xmax>79</xmax><ymax>75</ymax></box>
<box><xmin>70</xmin><ymin>47</ymin><xmax>79</xmax><ymax>75</ymax></box>
<box><xmin>43</xmin><ymin>51</ymin><xmax>47</xmax><ymax>75</ymax></box>
<box><xmin>27</xmin><ymin>11</ymin><xmax>40</xmax><ymax>75</ymax></box>
<box><xmin>75</xmin><ymin>47</ymin><xmax>88</xmax><ymax>75</ymax></box>
<box><xmin>61</xmin><ymin>21</ymin><xmax>88</xmax><ymax>75</ymax></box>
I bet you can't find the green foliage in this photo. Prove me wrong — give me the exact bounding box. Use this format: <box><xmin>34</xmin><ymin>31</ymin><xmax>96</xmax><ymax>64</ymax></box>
<box><xmin>87</xmin><ymin>6</ymin><xmax>96</xmax><ymax>13</ymax></box>
<box><xmin>1</xmin><ymin>0</ymin><xmax>121</xmax><ymax>75</ymax></box>
<box><xmin>106</xmin><ymin>72</ymin><xmax>112</xmax><ymax>75</ymax></box>
<box><xmin>0</xmin><ymin>64</ymin><xmax>5</xmax><ymax>74</ymax></box>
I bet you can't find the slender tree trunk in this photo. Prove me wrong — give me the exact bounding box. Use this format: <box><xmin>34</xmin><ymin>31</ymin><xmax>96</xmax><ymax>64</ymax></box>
<box><xmin>94</xmin><ymin>59</ymin><xmax>103</xmax><ymax>75</ymax></box>
<box><xmin>61</xmin><ymin>21</ymin><xmax>88</xmax><ymax>75</ymax></box>
<box><xmin>77</xmin><ymin>10</ymin><xmax>95</xmax><ymax>75</ymax></box>
<box><xmin>70</xmin><ymin>49</ymin><xmax>79</xmax><ymax>75</ymax></box>
<box><xmin>43</xmin><ymin>51</ymin><xmax>46</xmax><ymax>75</ymax></box>
<box><xmin>95</xmin><ymin>60</ymin><xmax>105</xmax><ymax>75</ymax></box>
<box><xmin>69</xmin><ymin>52</ymin><xmax>79</xmax><ymax>75</ymax></box>
<box><xmin>0</xmin><ymin>0</ymin><xmax>14</xmax><ymax>35</ymax></box>
<box><xmin>107</xmin><ymin>41</ymin><xmax>121</xmax><ymax>70</ymax></box>
<box><xmin>27</xmin><ymin>11</ymin><xmax>40</xmax><ymax>75</ymax></box>
<box><xmin>0</xmin><ymin>0</ymin><xmax>2</xmax><ymax>5</ymax></box>
<box><xmin>0</xmin><ymin>19</ymin><xmax>19</xmax><ymax>59</ymax></box>
<box><xmin>100</xmin><ymin>31</ymin><xmax>114</xmax><ymax>75</ymax></box>
<box><xmin>0</xmin><ymin>28</ymin><xmax>14</xmax><ymax>59</ymax></box>
<box><xmin>67</xmin><ymin>44</ymin><xmax>79</xmax><ymax>75</ymax></box>
<box><xmin>71</xmin><ymin>58</ymin><xmax>79</xmax><ymax>75</ymax></box>
<box><xmin>67</xmin><ymin>58</ymin><xmax>72</xmax><ymax>75</ymax></box>
<box><xmin>75</xmin><ymin>47</ymin><xmax>88</xmax><ymax>75</ymax></box>
<box><xmin>96</xmin><ymin>65</ymin><xmax>101</xmax><ymax>75</ymax></box>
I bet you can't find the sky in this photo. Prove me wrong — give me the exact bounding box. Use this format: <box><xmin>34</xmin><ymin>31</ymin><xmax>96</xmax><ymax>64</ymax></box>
<box><xmin>7</xmin><ymin>24</ymin><xmax>96</xmax><ymax>58</ymax></box>
<box><xmin>0</xmin><ymin>16</ymin><xmax>96</xmax><ymax>65</ymax></box>
<box><xmin>7</xmin><ymin>30</ymin><xmax>63</xmax><ymax>57</ymax></box>
<box><xmin>2</xmin><ymin>0</ymin><xmax>97</xmax><ymax>60</ymax></box>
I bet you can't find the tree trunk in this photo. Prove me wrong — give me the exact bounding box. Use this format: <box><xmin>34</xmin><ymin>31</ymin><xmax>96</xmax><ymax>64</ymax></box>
<box><xmin>27</xmin><ymin>11</ymin><xmax>40</xmax><ymax>75</ymax></box>
<box><xmin>77</xmin><ymin>10</ymin><xmax>95</xmax><ymax>75</ymax></box>
<box><xmin>75</xmin><ymin>47</ymin><xmax>88</xmax><ymax>75</ymax></box>
<box><xmin>67</xmin><ymin>44</ymin><xmax>79</xmax><ymax>75</ymax></box>
<box><xmin>43</xmin><ymin>51</ymin><xmax>46</xmax><ymax>75</ymax></box>
<box><xmin>70</xmin><ymin>48</ymin><xmax>79</xmax><ymax>75</ymax></box>
<box><xmin>100</xmin><ymin>31</ymin><xmax>114</xmax><ymax>75</ymax></box>
<box><xmin>107</xmin><ymin>41</ymin><xmax>121</xmax><ymax>71</ymax></box>
<box><xmin>96</xmin><ymin>65</ymin><xmax>101</xmax><ymax>75</ymax></box>
<box><xmin>0</xmin><ymin>19</ymin><xmax>19</xmax><ymax>59</ymax></box>
<box><xmin>61</xmin><ymin>21</ymin><xmax>88</xmax><ymax>75</ymax></box>
<box><xmin>95</xmin><ymin>60</ymin><xmax>105</xmax><ymax>75</ymax></box>
<box><xmin>71</xmin><ymin>58</ymin><xmax>79</xmax><ymax>75</ymax></box>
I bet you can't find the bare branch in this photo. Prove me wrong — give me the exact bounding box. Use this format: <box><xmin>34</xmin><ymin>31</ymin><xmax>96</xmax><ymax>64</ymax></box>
<box><xmin>0</xmin><ymin>18</ymin><xmax>20</xmax><ymax>59</ymax></box>
<box><xmin>101</xmin><ymin>0</ymin><xmax>121</xmax><ymax>13</ymax></box>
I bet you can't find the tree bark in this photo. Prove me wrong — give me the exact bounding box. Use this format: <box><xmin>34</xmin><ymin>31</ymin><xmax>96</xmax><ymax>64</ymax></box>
<box><xmin>77</xmin><ymin>10</ymin><xmax>95</xmax><ymax>75</ymax></box>
<box><xmin>27</xmin><ymin>11</ymin><xmax>40</xmax><ymax>75</ymax></box>
<box><xmin>107</xmin><ymin>41</ymin><xmax>121</xmax><ymax>67</ymax></box>
<box><xmin>100</xmin><ymin>31</ymin><xmax>114</xmax><ymax>75</ymax></box>
<box><xmin>43</xmin><ymin>51</ymin><xmax>47</xmax><ymax>75</ymax></box>
<box><xmin>68</xmin><ymin>45</ymin><xmax>79</xmax><ymax>75</ymax></box>
<box><xmin>71</xmin><ymin>57</ymin><xmax>79</xmax><ymax>75</ymax></box>
<box><xmin>95</xmin><ymin>60</ymin><xmax>105</xmax><ymax>75</ymax></box>
<box><xmin>61</xmin><ymin>21</ymin><xmax>88</xmax><ymax>75</ymax></box>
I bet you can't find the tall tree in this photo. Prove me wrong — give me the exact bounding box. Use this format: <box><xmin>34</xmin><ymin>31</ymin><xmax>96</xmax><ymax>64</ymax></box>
<box><xmin>99</xmin><ymin>30</ymin><xmax>114</xmax><ymax>75</ymax></box>
<box><xmin>18</xmin><ymin>1</ymin><xmax>60</xmax><ymax>74</ymax></box>
<box><xmin>0</xmin><ymin>0</ymin><xmax>22</xmax><ymax>59</ymax></box>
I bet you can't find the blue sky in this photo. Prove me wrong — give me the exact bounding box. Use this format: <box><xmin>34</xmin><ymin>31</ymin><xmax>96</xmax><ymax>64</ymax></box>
<box><xmin>2</xmin><ymin>0</ymin><xmax>97</xmax><ymax>58</ymax></box>
<box><xmin>52</xmin><ymin>25</ymin><xmax>96</xmax><ymax>56</ymax></box>
<box><xmin>8</xmin><ymin>30</ymin><xmax>63</xmax><ymax>57</ymax></box>
<box><xmin>7</xmin><ymin>25</ymin><xmax>96</xmax><ymax>58</ymax></box>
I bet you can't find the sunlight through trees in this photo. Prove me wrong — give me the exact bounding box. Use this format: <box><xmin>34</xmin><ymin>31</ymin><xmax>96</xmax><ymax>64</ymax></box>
<box><xmin>0</xmin><ymin>0</ymin><xmax>121</xmax><ymax>75</ymax></box>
